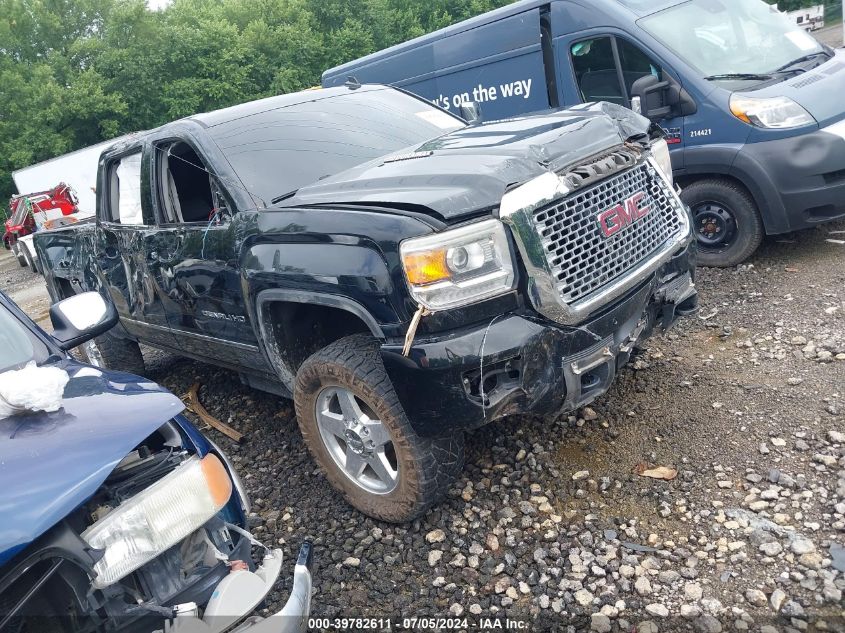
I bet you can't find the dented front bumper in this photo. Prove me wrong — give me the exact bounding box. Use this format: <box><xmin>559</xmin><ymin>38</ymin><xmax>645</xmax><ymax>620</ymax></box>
<box><xmin>160</xmin><ymin>541</ymin><xmax>313</xmax><ymax>633</ymax></box>
<box><xmin>382</xmin><ymin>239</ymin><xmax>697</xmax><ymax>437</ymax></box>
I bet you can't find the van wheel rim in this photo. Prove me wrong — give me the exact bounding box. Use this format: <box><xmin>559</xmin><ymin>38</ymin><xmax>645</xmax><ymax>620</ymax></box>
<box><xmin>83</xmin><ymin>340</ymin><xmax>105</xmax><ymax>367</ymax></box>
<box><xmin>694</xmin><ymin>202</ymin><xmax>737</xmax><ymax>249</ymax></box>
<box><xmin>315</xmin><ymin>386</ymin><xmax>399</xmax><ymax>494</ymax></box>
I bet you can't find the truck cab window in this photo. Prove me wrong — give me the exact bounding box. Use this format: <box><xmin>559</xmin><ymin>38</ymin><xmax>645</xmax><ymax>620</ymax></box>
<box><xmin>107</xmin><ymin>152</ymin><xmax>144</xmax><ymax>225</ymax></box>
<box><xmin>571</xmin><ymin>37</ymin><xmax>662</xmax><ymax>107</ymax></box>
<box><xmin>157</xmin><ymin>142</ymin><xmax>216</xmax><ymax>224</ymax></box>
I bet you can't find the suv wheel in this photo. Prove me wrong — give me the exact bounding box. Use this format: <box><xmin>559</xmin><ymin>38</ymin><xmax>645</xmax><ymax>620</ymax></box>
<box><xmin>295</xmin><ymin>334</ymin><xmax>464</xmax><ymax>522</ymax></box>
<box><xmin>80</xmin><ymin>333</ymin><xmax>146</xmax><ymax>376</ymax></box>
<box><xmin>681</xmin><ymin>178</ymin><xmax>764</xmax><ymax>267</ymax></box>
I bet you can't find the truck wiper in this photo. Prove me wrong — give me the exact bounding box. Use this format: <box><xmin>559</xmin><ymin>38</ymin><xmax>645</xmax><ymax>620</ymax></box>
<box><xmin>771</xmin><ymin>51</ymin><xmax>831</xmax><ymax>74</ymax></box>
<box><xmin>703</xmin><ymin>73</ymin><xmax>773</xmax><ymax>82</ymax></box>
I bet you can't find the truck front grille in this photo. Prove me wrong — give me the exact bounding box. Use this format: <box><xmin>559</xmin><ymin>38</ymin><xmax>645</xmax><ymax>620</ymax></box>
<box><xmin>531</xmin><ymin>161</ymin><xmax>684</xmax><ymax>305</ymax></box>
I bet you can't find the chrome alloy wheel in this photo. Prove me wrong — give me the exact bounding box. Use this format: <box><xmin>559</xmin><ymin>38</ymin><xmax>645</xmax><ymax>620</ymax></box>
<box><xmin>315</xmin><ymin>386</ymin><xmax>399</xmax><ymax>494</ymax></box>
<box><xmin>83</xmin><ymin>339</ymin><xmax>105</xmax><ymax>367</ymax></box>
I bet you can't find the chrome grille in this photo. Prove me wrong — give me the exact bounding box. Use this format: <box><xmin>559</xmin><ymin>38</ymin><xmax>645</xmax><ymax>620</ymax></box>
<box><xmin>532</xmin><ymin>161</ymin><xmax>684</xmax><ymax>305</ymax></box>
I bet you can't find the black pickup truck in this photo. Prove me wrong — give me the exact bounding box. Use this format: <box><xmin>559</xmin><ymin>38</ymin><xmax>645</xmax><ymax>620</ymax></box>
<box><xmin>36</xmin><ymin>84</ymin><xmax>698</xmax><ymax>522</ymax></box>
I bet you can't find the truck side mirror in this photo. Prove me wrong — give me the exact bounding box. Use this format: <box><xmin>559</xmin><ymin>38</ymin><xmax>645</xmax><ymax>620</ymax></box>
<box><xmin>459</xmin><ymin>101</ymin><xmax>482</xmax><ymax>125</ymax></box>
<box><xmin>631</xmin><ymin>74</ymin><xmax>697</xmax><ymax>121</ymax></box>
<box><xmin>50</xmin><ymin>291</ymin><xmax>118</xmax><ymax>351</ymax></box>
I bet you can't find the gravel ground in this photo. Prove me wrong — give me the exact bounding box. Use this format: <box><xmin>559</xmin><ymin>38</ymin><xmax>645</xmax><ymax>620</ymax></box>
<box><xmin>2</xmin><ymin>220</ymin><xmax>844</xmax><ymax>632</ymax></box>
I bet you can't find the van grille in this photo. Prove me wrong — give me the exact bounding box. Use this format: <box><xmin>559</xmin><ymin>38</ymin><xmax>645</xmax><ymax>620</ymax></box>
<box><xmin>531</xmin><ymin>162</ymin><xmax>684</xmax><ymax>305</ymax></box>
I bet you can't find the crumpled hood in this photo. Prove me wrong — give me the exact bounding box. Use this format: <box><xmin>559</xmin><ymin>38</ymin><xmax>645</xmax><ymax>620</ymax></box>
<box><xmin>279</xmin><ymin>103</ymin><xmax>651</xmax><ymax>219</ymax></box>
<box><xmin>0</xmin><ymin>360</ymin><xmax>185</xmax><ymax>566</ymax></box>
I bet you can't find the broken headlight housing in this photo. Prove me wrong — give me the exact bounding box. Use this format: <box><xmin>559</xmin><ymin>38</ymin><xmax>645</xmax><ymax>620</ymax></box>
<box><xmin>82</xmin><ymin>454</ymin><xmax>232</xmax><ymax>588</ymax></box>
<box><xmin>400</xmin><ymin>219</ymin><xmax>515</xmax><ymax>310</ymax></box>
<box><xmin>649</xmin><ymin>138</ymin><xmax>674</xmax><ymax>187</ymax></box>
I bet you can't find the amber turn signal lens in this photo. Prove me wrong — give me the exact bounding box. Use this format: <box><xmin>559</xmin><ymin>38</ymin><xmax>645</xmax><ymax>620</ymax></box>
<box><xmin>403</xmin><ymin>250</ymin><xmax>450</xmax><ymax>285</ymax></box>
<box><xmin>201</xmin><ymin>453</ymin><xmax>233</xmax><ymax>508</ymax></box>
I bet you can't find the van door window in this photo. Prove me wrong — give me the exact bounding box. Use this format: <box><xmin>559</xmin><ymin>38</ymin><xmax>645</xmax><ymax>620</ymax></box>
<box><xmin>571</xmin><ymin>37</ymin><xmax>662</xmax><ymax>108</ymax></box>
<box><xmin>106</xmin><ymin>152</ymin><xmax>144</xmax><ymax>225</ymax></box>
<box><xmin>571</xmin><ymin>37</ymin><xmax>626</xmax><ymax>106</ymax></box>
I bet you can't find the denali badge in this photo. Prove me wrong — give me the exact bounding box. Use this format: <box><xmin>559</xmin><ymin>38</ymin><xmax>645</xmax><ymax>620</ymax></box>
<box><xmin>597</xmin><ymin>192</ymin><xmax>650</xmax><ymax>238</ymax></box>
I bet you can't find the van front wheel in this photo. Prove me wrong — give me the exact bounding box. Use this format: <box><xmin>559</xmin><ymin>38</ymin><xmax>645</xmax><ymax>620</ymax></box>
<box><xmin>681</xmin><ymin>179</ymin><xmax>763</xmax><ymax>268</ymax></box>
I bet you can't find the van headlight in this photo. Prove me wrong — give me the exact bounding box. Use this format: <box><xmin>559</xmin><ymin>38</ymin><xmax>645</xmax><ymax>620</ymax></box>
<box><xmin>400</xmin><ymin>219</ymin><xmax>515</xmax><ymax>310</ymax></box>
<box><xmin>730</xmin><ymin>95</ymin><xmax>815</xmax><ymax>129</ymax></box>
<box><xmin>649</xmin><ymin>138</ymin><xmax>673</xmax><ymax>186</ymax></box>
<box><xmin>82</xmin><ymin>454</ymin><xmax>232</xmax><ymax>588</ymax></box>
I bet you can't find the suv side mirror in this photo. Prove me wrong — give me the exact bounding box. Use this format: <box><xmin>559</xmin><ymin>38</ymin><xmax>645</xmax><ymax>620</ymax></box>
<box><xmin>459</xmin><ymin>101</ymin><xmax>482</xmax><ymax>125</ymax></box>
<box><xmin>631</xmin><ymin>74</ymin><xmax>697</xmax><ymax>121</ymax></box>
<box><xmin>50</xmin><ymin>292</ymin><xmax>118</xmax><ymax>351</ymax></box>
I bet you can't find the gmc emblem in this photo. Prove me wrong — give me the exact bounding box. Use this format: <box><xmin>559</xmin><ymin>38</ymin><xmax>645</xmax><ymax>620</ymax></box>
<box><xmin>597</xmin><ymin>192</ymin><xmax>650</xmax><ymax>238</ymax></box>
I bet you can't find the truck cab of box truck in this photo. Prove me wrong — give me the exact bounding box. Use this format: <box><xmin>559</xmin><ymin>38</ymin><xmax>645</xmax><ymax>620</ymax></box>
<box><xmin>323</xmin><ymin>0</ymin><xmax>845</xmax><ymax>267</ymax></box>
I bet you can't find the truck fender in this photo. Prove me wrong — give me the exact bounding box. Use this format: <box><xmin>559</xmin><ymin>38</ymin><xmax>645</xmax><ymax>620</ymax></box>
<box><xmin>253</xmin><ymin>288</ymin><xmax>387</xmax><ymax>392</ymax></box>
<box><xmin>678</xmin><ymin>144</ymin><xmax>788</xmax><ymax>235</ymax></box>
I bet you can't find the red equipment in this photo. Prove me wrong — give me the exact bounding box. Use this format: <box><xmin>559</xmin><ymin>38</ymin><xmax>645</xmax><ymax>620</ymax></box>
<box><xmin>3</xmin><ymin>183</ymin><xmax>79</xmax><ymax>249</ymax></box>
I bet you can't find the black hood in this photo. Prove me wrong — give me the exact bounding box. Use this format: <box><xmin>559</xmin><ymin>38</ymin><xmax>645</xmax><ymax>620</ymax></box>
<box><xmin>278</xmin><ymin>103</ymin><xmax>651</xmax><ymax>220</ymax></box>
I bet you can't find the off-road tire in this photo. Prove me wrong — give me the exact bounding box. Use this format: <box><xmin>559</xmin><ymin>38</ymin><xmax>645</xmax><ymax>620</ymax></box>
<box><xmin>294</xmin><ymin>334</ymin><xmax>465</xmax><ymax>522</ymax></box>
<box><xmin>682</xmin><ymin>178</ymin><xmax>764</xmax><ymax>268</ymax></box>
<box><xmin>81</xmin><ymin>332</ymin><xmax>146</xmax><ymax>376</ymax></box>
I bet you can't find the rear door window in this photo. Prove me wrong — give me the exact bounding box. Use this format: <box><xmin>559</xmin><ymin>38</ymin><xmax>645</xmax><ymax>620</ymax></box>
<box><xmin>106</xmin><ymin>152</ymin><xmax>144</xmax><ymax>225</ymax></box>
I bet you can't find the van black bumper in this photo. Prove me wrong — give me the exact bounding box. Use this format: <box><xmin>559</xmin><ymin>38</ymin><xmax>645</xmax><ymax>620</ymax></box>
<box><xmin>381</xmin><ymin>241</ymin><xmax>697</xmax><ymax>437</ymax></box>
<box><xmin>736</xmin><ymin>126</ymin><xmax>845</xmax><ymax>234</ymax></box>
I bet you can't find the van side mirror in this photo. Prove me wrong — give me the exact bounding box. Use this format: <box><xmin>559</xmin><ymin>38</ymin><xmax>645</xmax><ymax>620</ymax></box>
<box><xmin>50</xmin><ymin>292</ymin><xmax>118</xmax><ymax>351</ymax></box>
<box><xmin>631</xmin><ymin>74</ymin><xmax>697</xmax><ymax>121</ymax></box>
<box><xmin>459</xmin><ymin>101</ymin><xmax>482</xmax><ymax>125</ymax></box>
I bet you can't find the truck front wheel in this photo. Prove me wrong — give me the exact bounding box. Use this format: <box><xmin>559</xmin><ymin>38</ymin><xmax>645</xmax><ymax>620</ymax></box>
<box><xmin>12</xmin><ymin>243</ymin><xmax>27</xmax><ymax>267</ymax></box>
<box><xmin>681</xmin><ymin>179</ymin><xmax>764</xmax><ymax>268</ymax></box>
<box><xmin>81</xmin><ymin>333</ymin><xmax>146</xmax><ymax>376</ymax></box>
<box><xmin>294</xmin><ymin>334</ymin><xmax>464</xmax><ymax>522</ymax></box>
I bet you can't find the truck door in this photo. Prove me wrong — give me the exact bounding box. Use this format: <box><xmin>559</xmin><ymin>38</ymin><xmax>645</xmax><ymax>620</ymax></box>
<box><xmin>149</xmin><ymin>139</ymin><xmax>266</xmax><ymax>372</ymax></box>
<box><xmin>97</xmin><ymin>148</ymin><xmax>181</xmax><ymax>350</ymax></box>
<box><xmin>557</xmin><ymin>32</ymin><xmax>686</xmax><ymax>164</ymax></box>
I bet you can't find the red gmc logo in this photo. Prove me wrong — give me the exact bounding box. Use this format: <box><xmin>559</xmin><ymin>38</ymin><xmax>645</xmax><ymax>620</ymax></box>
<box><xmin>597</xmin><ymin>192</ymin><xmax>650</xmax><ymax>238</ymax></box>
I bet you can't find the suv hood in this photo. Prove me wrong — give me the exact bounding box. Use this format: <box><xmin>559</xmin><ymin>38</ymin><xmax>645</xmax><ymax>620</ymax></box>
<box><xmin>279</xmin><ymin>103</ymin><xmax>651</xmax><ymax>220</ymax></box>
<box><xmin>0</xmin><ymin>360</ymin><xmax>185</xmax><ymax>566</ymax></box>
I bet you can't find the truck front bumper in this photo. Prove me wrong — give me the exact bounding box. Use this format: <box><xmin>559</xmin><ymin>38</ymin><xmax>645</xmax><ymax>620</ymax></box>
<box><xmin>382</xmin><ymin>240</ymin><xmax>697</xmax><ymax>437</ymax></box>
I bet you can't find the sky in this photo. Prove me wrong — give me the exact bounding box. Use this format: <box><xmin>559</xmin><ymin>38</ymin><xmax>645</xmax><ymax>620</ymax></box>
<box><xmin>147</xmin><ymin>0</ymin><xmax>172</xmax><ymax>10</ymax></box>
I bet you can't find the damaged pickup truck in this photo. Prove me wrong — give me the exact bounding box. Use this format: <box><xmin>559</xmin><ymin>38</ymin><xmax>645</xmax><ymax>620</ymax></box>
<box><xmin>36</xmin><ymin>84</ymin><xmax>698</xmax><ymax>523</ymax></box>
<box><xmin>0</xmin><ymin>290</ymin><xmax>312</xmax><ymax>632</ymax></box>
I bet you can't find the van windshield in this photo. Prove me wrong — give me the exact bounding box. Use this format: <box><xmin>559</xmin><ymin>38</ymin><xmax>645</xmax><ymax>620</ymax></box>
<box><xmin>209</xmin><ymin>88</ymin><xmax>465</xmax><ymax>206</ymax></box>
<box><xmin>640</xmin><ymin>0</ymin><xmax>828</xmax><ymax>83</ymax></box>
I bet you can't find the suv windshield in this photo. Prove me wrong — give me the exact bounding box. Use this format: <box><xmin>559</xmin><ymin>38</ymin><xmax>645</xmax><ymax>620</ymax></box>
<box><xmin>640</xmin><ymin>0</ymin><xmax>827</xmax><ymax>82</ymax></box>
<box><xmin>0</xmin><ymin>301</ymin><xmax>38</xmax><ymax>373</ymax></box>
<box><xmin>209</xmin><ymin>88</ymin><xmax>465</xmax><ymax>206</ymax></box>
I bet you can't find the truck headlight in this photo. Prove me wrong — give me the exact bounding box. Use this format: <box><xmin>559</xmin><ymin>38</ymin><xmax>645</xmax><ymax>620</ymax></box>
<box><xmin>730</xmin><ymin>95</ymin><xmax>815</xmax><ymax>129</ymax></box>
<box><xmin>82</xmin><ymin>454</ymin><xmax>232</xmax><ymax>588</ymax></box>
<box><xmin>400</xmin><ymin>219</ymin><xmax>515</xmax><ymax>310</ymax></box>
<box><xmin>650</xmin><ymin>138</ymin><xmax>673</xmax><ymax>186</ymax></box>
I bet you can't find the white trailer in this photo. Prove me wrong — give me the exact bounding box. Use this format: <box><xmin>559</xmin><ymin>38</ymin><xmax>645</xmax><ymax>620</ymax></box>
<box><xmin>787</xmin><ymin>4</ymin><xmax>825</xmax><ymax>32</ymax></box>
<box><xmin>11</xmin><ymin>136</ymin><xmax>129</xmax><ymax>271</ymax></box>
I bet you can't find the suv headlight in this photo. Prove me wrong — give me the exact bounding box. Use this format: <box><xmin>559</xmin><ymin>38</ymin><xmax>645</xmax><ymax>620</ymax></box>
<box><xmin>730</xmin><ymin>95</ymin><xmax>815</xmax><ymax>129</ymax></box>
<box><xmin>650</xmin><ymin>138</ymin><xmax>673</xmax><ymax>186</ymax></box>
<box><xmin>400</xmin><ymin>219</ymin><xmax>515</xmax><ymax>310</ymax></box>
<box><xmin>82</xmin><ymin>454</ymin><xmax>232</xmax><ymax>588</ymax></box>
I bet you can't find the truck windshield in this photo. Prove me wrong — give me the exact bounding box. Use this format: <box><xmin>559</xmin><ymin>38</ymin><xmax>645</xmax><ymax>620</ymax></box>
<box><xmin>209</xmin><ymin>88</ymin><xmax>466</xmax><ymax>207</ymax></box>
<box><xmin>639</xmin><ymin>0</ymin><xmax>827</xmax><ymax>83</ymax></box>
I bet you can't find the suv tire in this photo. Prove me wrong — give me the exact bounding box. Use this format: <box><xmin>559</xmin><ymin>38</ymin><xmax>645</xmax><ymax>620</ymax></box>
<box><xmin>682</xmin><ymin>178</ymin><xmax>764</xmax><ymax>268</ymax></box>
<box><xmin>81</xmin><ymin>333</ymin><xmax>146</xmax><ymax>376</ymax></box>
<box><xmin>294</xmin><ymin>334</ymin><xmax>464</xmax><ymax>522</ymax></box>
